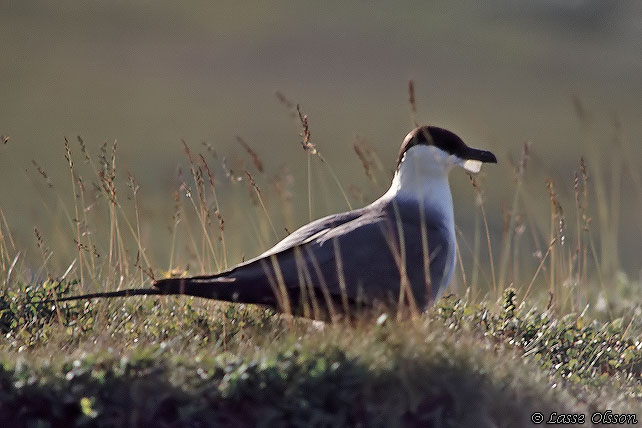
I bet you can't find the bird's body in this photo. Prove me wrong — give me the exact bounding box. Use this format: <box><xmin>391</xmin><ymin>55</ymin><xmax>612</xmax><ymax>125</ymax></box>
<box><xmin>50</xmin><ymin>126</ymin><xmax>496</xmax><ymax>319</ymax></box>
<box><xmin>153</xmin><ymin>128</ymin><xmax>496</xmax><ymax>317</ymax></box>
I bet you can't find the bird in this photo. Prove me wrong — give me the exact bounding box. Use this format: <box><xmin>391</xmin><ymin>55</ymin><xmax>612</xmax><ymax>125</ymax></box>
<box><xmin>48</xmin><ymin>126</ymin><xmax>497</xmax><ymax>319</ymax></box>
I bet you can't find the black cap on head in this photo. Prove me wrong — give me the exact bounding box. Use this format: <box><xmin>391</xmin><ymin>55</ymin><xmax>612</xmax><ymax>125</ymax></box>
<box><xmin>397</xmin><ymin>126</ymin><xmax>497</xmax><ymax>169</ymax></box>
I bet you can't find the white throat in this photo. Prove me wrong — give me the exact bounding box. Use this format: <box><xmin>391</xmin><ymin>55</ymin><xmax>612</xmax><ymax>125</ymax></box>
<box><xmin>381</xmin><ymin>145</ymin><xmax>456</xmax><ymax>225</ymax></box>
<box><xmin>378</xmin><ymin>144</ymin><xmax>458</xmax><ymax>298</ymax></box>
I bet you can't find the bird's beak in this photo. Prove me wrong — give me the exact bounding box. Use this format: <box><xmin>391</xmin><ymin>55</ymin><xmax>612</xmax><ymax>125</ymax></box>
<box><xmin>459</xmin><ymin>148</ymin><xmax>497</xmax><ymax>174</ymax></box>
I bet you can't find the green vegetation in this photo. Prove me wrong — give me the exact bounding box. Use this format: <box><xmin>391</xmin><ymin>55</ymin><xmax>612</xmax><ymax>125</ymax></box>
<box><xmin>0</xmin><ymin>288</ymin><xmax>640</xmax><ymax>427</ymax></box>
<box><xmin>1</xmin><ymin>41</ymin><xmax>641</xmax><ymax>426</ymax></box>
<box><xmin>0</xmin><ymin>97</ymin><xmax>641</xmax><ymax>425</ymax></box>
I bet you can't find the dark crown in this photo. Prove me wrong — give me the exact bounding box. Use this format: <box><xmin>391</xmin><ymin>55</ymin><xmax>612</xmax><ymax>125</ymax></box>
<box><xmin>396</xmin><ymin>126</ymin><xmax>497</xmax><ymax>168</ymax></box>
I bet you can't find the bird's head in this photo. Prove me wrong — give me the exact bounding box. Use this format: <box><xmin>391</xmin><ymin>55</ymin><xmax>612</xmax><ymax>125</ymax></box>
<box><xmin>397</xmin><ymin>126</ymin><xmax>497</xmax><ymax>175</ymax></box>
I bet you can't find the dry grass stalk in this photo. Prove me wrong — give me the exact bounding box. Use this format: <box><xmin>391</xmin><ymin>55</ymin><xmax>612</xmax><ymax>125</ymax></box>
<box><xmin>470</xmin><ymin>176</ymin><xmax>496</xmax><ymax>298</ymax></box>
<box><xmin>0</xmin><ymin>221</ymin><xmax>5</xmax><ymax>284</ymax></box>
<box><xmin>127</xmin><ymin>171</ymin><xmax>145</xmax><ymax>283</ymax></box>
<box><xmin>181</xmin><ymin>141</ymin><xmax>221</xmax><ymax>273</ymax></box>
<box><xmin>270</xmin><ymin>255</ymin><xmax>292</xmax><ymax>315</ymax></box>
<box><xmin>274</xmin><ymin>90</ymin><xmax>297</xmax><ymax>118</ymax></box>
<box><xmin>33</xmin><ymin>226</ymin><xmax>52</xmax><ymax>283</ymax></box>
<box><xmin>273</xmin><ymin>165</ymin><xmax>295</xmax><ymax>232</ymax></box>
<box><xmin>331</xmin><ymin>237</ymin><xmax>351</xmax><ymax>317</ymax></box>
<box><xmin>0</xmin><ymin>209</ymin><xmax>17</xmax><ymax>287</ymax></box>
<box><xmin>347</xmin><ymin>184</ymin><xmax>365</xmax><ymax>204</ymax></box>
<box><xmin>573</xmin><ymin>171</ymin><xmax>582</xmax><ymax>305</ymax></box>
<box><xmin>200</xmin><ymin>154</ymin><xmax>228</xmax><ymax>269</ymax></box>
<box><xmin>545</xmin><ymin>179</ymin><xmax>561</xmax><ymax>311</ymax></box>
<box><xmin>455</xmin><ymin>225</ymin><xmax>491</xmax><ymax>302</ymax></box>
<box><xmin>296</xmin><ymin>104</ymin><xmax>352</xmax><ymax>213</ymax></box>
<box><xmin>77</xmin><ymin>135</ymin><xmax>91</xmax><ymax>164</ymax></box>
<box><xmin>178</xmin><ymin>181</ymin><xmax>206</xmax><ymax>273</ymax></box>
<box><xmin>76</xmin><ymin>175</ymin><xmax>97</xmax><ymax>273</ymax></box>
<box><xmin>497</xmin><ymin>142</ymin><xmax>530</xmax><ymax>292</ymax></box>
<box><xmin>0</xmin><ymin>208</ymin><xmax>16</xmax><ymax>253</ymax></box>
<box><xmin>354</xmin><ymin>136</ymin><xmax>385</xmax><ymax>184</ymax></box>
<box><xmin>245</xmin><ymin>169</ymin><xmax>278</xmax><ymax>240</ymax></box>
<box><xmin>168</xmin><ymin>190</ymin><xmax>181</xmax><ymax>274</ymax></box>
<box><xmin>294</xmin><ymin>104</ymin><xmax>316</xmax><ymax>221</ymax></box>
<box><xmin>236</xmin><ymin>136</ymin><xmax>264</xmax><ymax>173</ymax></box>
<box><xmin>32</xmin><ymin>160</ymin><xmax>54</xmax><ymax>188</ymax></box>
<box><xmin>521</xmin><ymin>238</ymin><xmax>556</xmax><ymax>304</ymax></box>
<box><xmin>455</xmin><ymin>242</ymin><xmax>467</xmax><ymax>294</ymax></box>
<box><xmin>408</xmin><ymin>79</ymin><xmax>418</xmax><ymax>127</ymax></box>
<box><xmin>419</xmin><ymin>197</ymin><xmax>434</xmax><ymax>302</ymax></box>
<box><xmin>65</xmin><ymin>137</ymin><xmax>84</xmax><ymax>291</ymax></box>
<box><xmin>353</xmin><ymin>138</ymin><xmax>379</xmax><ymax>186</ymax></box>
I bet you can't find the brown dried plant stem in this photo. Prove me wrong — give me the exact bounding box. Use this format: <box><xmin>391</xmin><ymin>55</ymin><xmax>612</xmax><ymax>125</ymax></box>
<box><xmin>455</xmin><ymin>225</ymin><xmax>492</xmax><ymax>301</ymax></box>
<box><xmin>29</xmin><ymin>156</ymin><xmax>89</xmax><ymax>282</ymax></box>
<box><xmin>0</xmin><ymin>210</ymin><xmax>11</xmax><ymax>286</ymax></box>
<box><xmin>408</xmin><ymin>79</ymin><xmax>418</xmax><ymax>127</ymax></box>
<box><xmin>471</xmin><ymin>177</ymin><xmax>497</xmax><ymax>298</ymax></box>
<box><xmin>546</xmin><ymin>179</ymin><xmax>557</xmax><ymax>312</ymax></box>
<box><xmin>521</xmin><ymin>238</ymin><xmax>556</xmax><ymax>304</ymax></box>
<box><xmin>307</xmin><ymin>153</ymin><xmax>313</xmax><ymax>222</ymax></box>
<box><xmin>315</xmin><ymin>153</ymin><xmax>352</xmax><ymax>211</ymax></box>
<box><xmin>168</xmin><ymin>191</ymin><xmax>181</xmax><ymax>274</ymax></box>
<box><xmin>0</xmin><ymin>231</ymin><xmax>5</xmax><ymax>285</ymax></box>
<box><xmin>589</xmin><ymin>139</ymin><xmax>617</xmax><ymax>279</ymax></box>
<box><xmin>128</xmin><ymin>173</ymin><xmax>144</xmax><ymax>284</ymax></box>
<box><xmin>200</xmin><ymin>154</ymin><xmax>228</xmax><ymax>270</ymax></box>
<box><xmin>497</xmin><ymin>143</ymin><xmax>529</xmax><ymax>293</ymax></box>
<box><xmin>580</xmin><ymin>158</ymin><xmax>590</xmax><ymax>288</ymax></box>
<box><xmin>176</xmin><ymin>189</ymin><xmax>205</xmax><ymax>272</ymax></box>
<box><xmin>578</xmin><ymin>162</ymin><xmax>601</xmax><ymax>306</ymax></box>
<box><xmin>245</xmin><ymin>170</ymin><xmax>279</xmax><ymax>241</ymax></box>
<box><xmin>419</xmin><ymin>201</ymin><xmax>432</xmax><ymax>302</ymax></box>
<box><xmin>101</xmin><ymin>141</ymin><xmax>155</xmax><ymax>286</ymax></box>
<box><xmin>183</xmin><ymin>187</ymin><xmax>220</xmax><ymax>273</ymax></box>
<box><xmin>64</xmin><ymin>138</ymin><xmax>84</xmax><ymax>291</ymax></box>
<box><xmin>455</xmin><ymin>242</ymin><xmax>468</xmax><ymax>292</ymax></box>
<box><xmin>619</xmin><ymin>134</ymin><xmax>642</xmax><ymax>239</ymax></box>
<box><xmin>182</xmin><ymin>142</ymin><xmax>221</xmax><ymax>273</ymax></box>
<box><xmin>392</xmin><ymin>202</ymin><xmax>419</xmax><ymax>319</ymax></box>
<box><xmin>77</xmin><ymin>176</ymin><xmax>96</xmax><ymax>274</ymax></box>
<box><xmin>471</xmin><ymin>208</ymin><xmax>481</xmax><ymax>291</ymax></box>
<box><xmin>295</xmin><ymin>104</ymin><xmax>352</xmax><ymax>223</ymax></box>
<box><xmin>573</xmin><ymin>171</ymin><xmax>582</xmax><ymax>309</ymax></box>
<box><xmin>74</xmin><ymin>137</ymin><xmax>100</xmax><ymax>278</ymax></box>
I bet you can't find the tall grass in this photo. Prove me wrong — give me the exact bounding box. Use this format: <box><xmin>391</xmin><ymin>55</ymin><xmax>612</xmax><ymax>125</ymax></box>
<box><xmin>0</xmin><ymin>90</ymin><xmax>639</xmax><ymax>327</ymax></box>
<box><xmin>0</xmin><ymin>90</ymin><xmax>641</xmax><ymax>427</ymax></box>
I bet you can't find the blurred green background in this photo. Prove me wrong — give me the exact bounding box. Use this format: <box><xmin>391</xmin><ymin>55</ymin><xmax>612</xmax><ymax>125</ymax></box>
<box><xmin>1</xmin><ymin>1</ymin><xmax>641</xmax><ymax>282</ymax></box>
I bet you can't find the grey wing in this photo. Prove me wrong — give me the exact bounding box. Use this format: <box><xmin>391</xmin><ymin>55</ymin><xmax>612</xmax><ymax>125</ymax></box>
<box><xmin>189</xmin><ymin>207</ymin><xmax>367</xmax><ymax>280</ymax></box>
<box><xmin>255</xmin><ymin>208</ymin><xmax>366</xmax><ymax>259</ymax></box>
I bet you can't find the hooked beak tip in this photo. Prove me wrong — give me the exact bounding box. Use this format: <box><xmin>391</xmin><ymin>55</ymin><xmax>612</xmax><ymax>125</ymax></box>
<box><xmin>472</xmin><ymin>149</ymin><xmax>497</xmax><ymax>164</ymax></box>
<box><xmin>485</xmin><ymin>151</ymin><xmax>498</xmax><ymax>164</ymax></box>
<box><xmin>460</xmin><ymin>149</ymin><xmax>497</xmax><ymax>173</ymax></box>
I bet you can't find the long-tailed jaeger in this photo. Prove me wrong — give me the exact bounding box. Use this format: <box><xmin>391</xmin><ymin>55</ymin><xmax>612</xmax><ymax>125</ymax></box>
<box><xmin>50</xmin><ymin>126</ymin><xmax>497</xmax><ymax>318</ymax></box>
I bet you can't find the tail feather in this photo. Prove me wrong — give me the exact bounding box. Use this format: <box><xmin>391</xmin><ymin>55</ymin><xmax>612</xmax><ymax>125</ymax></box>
<box><xmin>33</xmin><ymin>288</ymin><xmax>165</xmax><ymax>305</ymax></box>
<box><xmin>31</xmin><ymin>277</ymin><xmax>275</xmax><ymax>307</ymax></box>
<box><xmin>34</xmin><ymin>278</ymin><xmax>359</xmax><ymax>319</ymax></box>
<box><xmin>153</xmin><ymin>277</ymin><xmax>276</xmax><ymax>306</ymax></box>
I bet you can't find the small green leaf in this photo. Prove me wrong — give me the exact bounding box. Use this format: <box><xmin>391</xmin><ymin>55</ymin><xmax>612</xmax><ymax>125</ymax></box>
<box><xmin>80</xmin><ymin>396</ymin><xmax>98</xmax><ymax>418</ymax></box>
